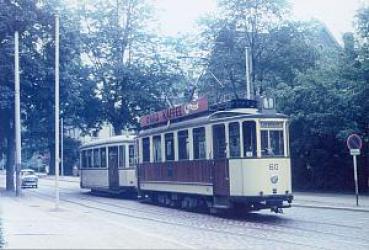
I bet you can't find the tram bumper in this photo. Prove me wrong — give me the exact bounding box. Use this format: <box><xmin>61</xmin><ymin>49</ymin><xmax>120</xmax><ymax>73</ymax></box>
<box><xmin>231</xmin><ymin>194</ymin><xmax>293</xmax><ymax>210</ymax></box>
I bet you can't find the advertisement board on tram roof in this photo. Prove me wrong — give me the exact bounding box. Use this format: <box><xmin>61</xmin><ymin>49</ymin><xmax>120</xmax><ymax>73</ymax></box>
<box><xmin>140</xmin><ymin>97</ymin><xmax>209</xmax><ymax>128</ymax></box>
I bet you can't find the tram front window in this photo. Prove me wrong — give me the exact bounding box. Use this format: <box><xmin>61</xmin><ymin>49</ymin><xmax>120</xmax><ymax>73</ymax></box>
<box><xmin>243</xmin><ymin>121</ymin><xmax>256</xmax><ymax>157</ymax></box>
<box><xmin>229</xmin><ymin>122</ymin><xmax>240</xmax><ymax>158</ymax></box>
<box><xmin>261</xmin><ymin>130</ymin><xmax>284</xmax><ymax>157</ymax></box>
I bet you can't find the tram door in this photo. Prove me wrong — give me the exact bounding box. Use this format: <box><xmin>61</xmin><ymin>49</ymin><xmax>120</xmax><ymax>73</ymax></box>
<box><xmin>108</xmin><ymin>146</ymin><xmax>119</xmax><ymax>189</ymax></box>
<box><xmin>212</xmin><ymin>124</ymin><xmax>230</xmax><ymax>196</ymax></box>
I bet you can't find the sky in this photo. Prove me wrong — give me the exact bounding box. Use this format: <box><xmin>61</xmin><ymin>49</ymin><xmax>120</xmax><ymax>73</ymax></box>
<box><xmin>154</xmin><ymin>0</ymin><xmax>365</xmax><ymax>42</ymax></box>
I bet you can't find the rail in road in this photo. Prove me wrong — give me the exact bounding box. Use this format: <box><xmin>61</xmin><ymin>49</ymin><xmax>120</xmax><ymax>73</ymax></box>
<box><xmin>22</xmin><ymin>179</ymin><xmax>369</xmax><ymax>250</ymax></box>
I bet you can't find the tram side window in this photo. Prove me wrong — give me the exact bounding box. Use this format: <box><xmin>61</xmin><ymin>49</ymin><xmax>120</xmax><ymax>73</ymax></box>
<box><xmin>165</xmin><ymin>133</ymin><xmax>174</xmax><ymax>161</ymax></box>
<box><xmin>129</xmin><ymin>145</ymin><xmax>135</xmax><ymax>166</ymax></box>
<box><xmin>229</xmin><ymin>122</ymin><xmax>240</xmax><ymax>158</ymax></box>
<box><xmin>86</xmin><ymin>150</ymin><xmax>92</xmax><ymax>168</ymax></box>
<box><xmin>193</xmin><ymin>127</ymin><xmax>206</xmax><ymax>160</ymax></box>
<box><xmin>153</xmin><ymin>135</ymin><xmax>162</xmax><ymax>162</ymax></box>
<box><xmin>261</xmin><ymin>130</ymin><xmax>284</xmax><ymax>156</ymax></box>
<box><xmin>142</xmin><ymin>137</ymin><xmax>150</xmax><ymax>163</ymax></box>
<box><xmin>178</xmin><ymin>130</ymin><xmax>189</xmax><ymax>160</ymax></box>
<box><xmin>93</xmin><ymin>148</ymin><xmax>100</xmax><ymax>168</ymax></box>
<box><xmin>81</xmin><ymin>151</ymin><xmax>86</xmax><ymax>169</ymax></box>
<box><xmin>243</xmin><ymin>121</ymin><xmax>256</xmax><ymax>157</ymax></box>
<box><xmin>118</xmin><ymin>145</ymin><xmax>126</xmax><ymax>168</ymax></box>
<box><xmin>101</xmin><ymin>148</ymin><xmax>107</xmax><ymax>168</ymax></box>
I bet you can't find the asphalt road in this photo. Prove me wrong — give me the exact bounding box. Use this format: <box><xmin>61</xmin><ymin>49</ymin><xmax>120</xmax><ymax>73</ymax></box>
<box><xmin>2</xmin><ymin>177</ymin><xmax>369</xmax><ymax>249</ymax></box>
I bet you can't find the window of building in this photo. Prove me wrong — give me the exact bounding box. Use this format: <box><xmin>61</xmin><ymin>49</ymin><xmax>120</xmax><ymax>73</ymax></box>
<box><xmin>101</xmin><ymin>148</ymin><xmax>107</xmax><ymax>168</ymax></box>
<box><xmin>178</xmin><ymin>130</ymin><xmax>189</xmax><ymax>160</ymax></box>
<box><xmin>261</xmin><ymin>130</ymin><xmax>284</xmax><ymax>157</ymax></box>
<box><xmin>193</xmin><ymin>127</ymin><xmax>206</xmax><ymax>159</ymax></box>
<box><xmin>229</xmin><ymin>122</ymin><xmax>240</xmax><ymax>158</ymax></box>
<box><xmin>243</xmin><ymin>121</ymin><xmax>256</xmax><ymax>157</ymax></box>
<box><xmin>93</xmin><ymin>148</ymin><xmax>100</xmax><ymax>168</ymax></box>
<box><xmin>118</xmin><ymin>145</ymin><xmax>126</xmax><ymax>168</ymax></box>
<box><xmin>129</xmin><ymin>145</ymin><xmax>135</xmax><ymax>166</ymax></box>
<box><xmin>153</xmin><ymin>135</ymin><xmax>162</xmax><ymax>162</ymax></box>
<box><xmin>165</xmin><ymin>133</ymin><xmax>174</xmax><ymax>161</ymax></box>
<box><xmin>142</xmin><ymin>137</ymin><xmax>150</xmax><ymax>163</ymax></box>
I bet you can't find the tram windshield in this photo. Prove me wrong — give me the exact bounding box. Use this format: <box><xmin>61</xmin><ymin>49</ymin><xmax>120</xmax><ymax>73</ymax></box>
<box><xmin>260</xmin><ymin>121</ymin><xmax>285</xmax><ymax>157</ymax></box>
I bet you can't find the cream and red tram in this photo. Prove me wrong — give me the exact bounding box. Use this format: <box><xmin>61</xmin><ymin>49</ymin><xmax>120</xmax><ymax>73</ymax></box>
<box><xmin>137</xmin><ymin>98</ymin><xmax>293</xmax><ymax>212</ymax></box>
<box><xmin>80</xmin><ymin>135</ymin><xmax>136</xmax><ymax>194</ymax></box>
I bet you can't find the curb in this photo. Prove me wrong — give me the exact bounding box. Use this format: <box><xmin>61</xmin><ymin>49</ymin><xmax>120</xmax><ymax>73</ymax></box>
<box><xmin>293</xmin><ymin>203</ymin><xmax>369</xmax><ymax>213</ymax></box>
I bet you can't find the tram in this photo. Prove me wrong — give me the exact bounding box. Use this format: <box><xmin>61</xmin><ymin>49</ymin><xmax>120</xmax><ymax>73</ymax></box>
<box><xmin>137</xmin><ymin>97</ymin><xmax>293</xmax><ymax>213</ymax></box>
<box><xmin>80</xmin><ymin>134</ymin><xmax>136</xmax><ymax>194</ymax></box>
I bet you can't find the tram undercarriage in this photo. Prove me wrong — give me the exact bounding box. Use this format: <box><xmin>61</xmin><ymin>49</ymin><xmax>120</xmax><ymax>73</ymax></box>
<box><xmin>138</xmin><ymin>190</ymin><xmax>293</xmax><ymax>214</ymax></box>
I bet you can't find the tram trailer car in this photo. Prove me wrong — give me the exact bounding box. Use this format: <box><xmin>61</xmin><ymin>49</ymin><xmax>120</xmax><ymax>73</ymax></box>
<box><xmin>137</xmin><ymin>98</ymin><xmax>293</xmax><ymax>213</ymax></box>
<box><xmin>80</xmin><ymin>135</ymin><xmax>137</xmax><ymax>194</ymax></box>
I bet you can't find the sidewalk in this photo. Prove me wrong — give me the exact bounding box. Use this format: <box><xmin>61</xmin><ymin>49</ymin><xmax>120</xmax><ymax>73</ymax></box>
<box><xmin>293</xmin><ymin>192</ymin><xmax>369</xmax><ymax>212</ymax></box>
<box><xmin>0</xmin><ymin>190</ymin><xmax>189</xmax><ymax>249</ymax></box>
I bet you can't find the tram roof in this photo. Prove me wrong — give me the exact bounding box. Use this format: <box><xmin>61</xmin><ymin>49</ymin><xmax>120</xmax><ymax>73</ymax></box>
<box><xmin>139</xmin><ymin>109</ymin><xmax>288</xmax><ymax>137</ymax></box>
<box><xmin>80</xmin><ymin>134</ymin><xmax>135</xmax><ymax>149</ymax></box>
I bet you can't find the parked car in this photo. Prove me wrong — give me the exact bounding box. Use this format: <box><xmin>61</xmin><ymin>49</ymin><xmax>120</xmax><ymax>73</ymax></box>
<box><xmin>21</xmin><ymin>169</ymin><xmax>38</xmax><ymax>188</ymax></box>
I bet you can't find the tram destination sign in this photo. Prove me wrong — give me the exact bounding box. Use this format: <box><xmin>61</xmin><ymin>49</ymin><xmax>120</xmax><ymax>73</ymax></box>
<box><xmin>140</xmin><ymin>97</ymin><xmax>209</xmax><ymax>127</ymax></box>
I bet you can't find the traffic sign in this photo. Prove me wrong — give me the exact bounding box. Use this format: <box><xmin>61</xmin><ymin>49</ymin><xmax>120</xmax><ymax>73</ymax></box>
<box><xmin>347</xmin><ymin>133</ymin><xmax>362</xmax><ymax>207</ymax></box>
<box><xmin>347</xmin><ymin>134</ymin><xmax>362</xmax><ymax>150</ymax></box>
<box><xmin>350</xmin><ymin>149</ymin><xmax>361</xmax><ymax>156</ymax></box>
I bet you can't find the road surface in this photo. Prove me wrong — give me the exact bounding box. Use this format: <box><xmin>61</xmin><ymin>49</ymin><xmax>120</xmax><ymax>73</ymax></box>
<box><xmin>1</xmin><ymin>177</ymin><xmax>369</xmax><ymax>249</ymax></box>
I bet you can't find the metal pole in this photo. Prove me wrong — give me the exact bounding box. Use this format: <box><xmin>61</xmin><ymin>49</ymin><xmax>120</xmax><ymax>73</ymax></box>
<box><xmin>61</xmin><ymin>117</ymin><xmax>64</xmax><ymax>177</ymax></box>
<box><xmin>245</xmin><ymin>47</ymin><xmax>252</xmax><ymax>99</ymax></box>
<box><xmin>353</xmin><ymin>155</ymin><xmax>359</xmax><ymax>206</ymax></box>
<box><xmin>14</xmin><ymin>31</ymin><xmax>22</xmax><ymax>197</ymax></box>
<box><xmin>55</xmin><ymin>14</ymin><xmax>60</xmax><ymax>209</ymax></box>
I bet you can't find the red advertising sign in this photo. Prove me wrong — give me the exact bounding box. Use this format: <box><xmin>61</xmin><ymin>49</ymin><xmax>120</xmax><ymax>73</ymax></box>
<box><xmin>140</xmin><ymin>97</ymin><xmax>209</xmax><ymax>127</ymax></box>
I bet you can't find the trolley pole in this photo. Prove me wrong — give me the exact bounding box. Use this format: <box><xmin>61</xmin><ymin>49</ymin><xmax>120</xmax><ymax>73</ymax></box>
<box><xmin>245</xmin><ymin>47</ymin><xmax>252</xmax><ymax>100</ymax></box>
<box><xmin>14</xmin><ymin>31</ymin><xmax>22</xmax><ymax>197</ymax></box>
<box><xmin>55</xmin><ymin>14</ymin><xmax>60</xmax><ymax>209</ymax></box>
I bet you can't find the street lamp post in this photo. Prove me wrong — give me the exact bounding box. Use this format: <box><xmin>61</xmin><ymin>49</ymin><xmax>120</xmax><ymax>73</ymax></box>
<box><xmin>55</xmin><ymin>14</ymin><xmax>60</xmax><ymax>209</ymax></box>
<box><xmin>14</xmin><ymin>31</ymin><xmax>22</xmax><ymax>197</ymax></box>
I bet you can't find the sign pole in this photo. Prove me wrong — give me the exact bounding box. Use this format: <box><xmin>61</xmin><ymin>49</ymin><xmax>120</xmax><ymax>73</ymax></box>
<box><xmin>353</xmin><ymin>155</ymin><xmax>359</xmax><ymax>206</ymax></box>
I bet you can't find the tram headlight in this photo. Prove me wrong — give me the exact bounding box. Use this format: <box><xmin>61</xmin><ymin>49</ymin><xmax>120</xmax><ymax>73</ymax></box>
<box><xmin>270</xmin><ymin>175</ymin><xmax>279</xmax><ymax>184</ymax></box>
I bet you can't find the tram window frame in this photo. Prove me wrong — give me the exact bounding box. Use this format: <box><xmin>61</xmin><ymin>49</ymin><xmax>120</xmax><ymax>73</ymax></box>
<box><xmin>243</xmin><ymin>121</ymin><xmax>257</xmax><ymax>158</ymax></box>
<box><xmin>178</xmin><ymin>130</ymin><xmax>189</xmax><ymax>160</ymax></box>
<box><xmin>164</xmin><ymin>133</ymin><xmax>175</xmax><ymax>161</ymax></box>
<box><xmin>118</xmin><ymin>145</ymin><xmax>126</xmax><ymax>168</ymax></box>
<box><xmin>142</xmin><ymin>137</ymin><xmax>150</xmax><ymax>163</ymax></box>
<box><xmin>129</xmin><ymin>145</ymin><xmax>135</xmax><ymax>167</ymax></box>
<box><xmin>193</xmin><ymin>127</ymin><xmax>206</xmax><ymax>160</ymax></box>
<box><xmin>229</xmin><ymin>122</ymin><xmax>241</xmax><ymax>158</ymax></box>
<box><xmin>261</xmin><ymin>129</ymin><xmax>285</xmax><ymax>157</ymax></box>
<box><xmin>101</xmin><ymin>148</ymin><xmax>107</xmax><ymax>168</ymax></box>
<box><xmin>93</xmin><ymin>148</ymin><xmax>100</xmax><ymax>168</ymax></box>
<box><xmin>153</xmin><ymin>135</ymin><xmax>162</xmax><ymax>163</ymax></box>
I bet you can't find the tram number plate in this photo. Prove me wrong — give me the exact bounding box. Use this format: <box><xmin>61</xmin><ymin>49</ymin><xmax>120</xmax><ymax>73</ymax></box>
<box><xmin>269</xmin><ymin>163</ymin><xmax>279</xmax><ymax>171</ymax></box>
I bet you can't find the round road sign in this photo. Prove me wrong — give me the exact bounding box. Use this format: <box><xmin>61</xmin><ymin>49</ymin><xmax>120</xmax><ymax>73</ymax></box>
<box><xmin>347</xmin><ymin>134</ymin><xmax>363</xmax><ymax>150</ymax></box>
